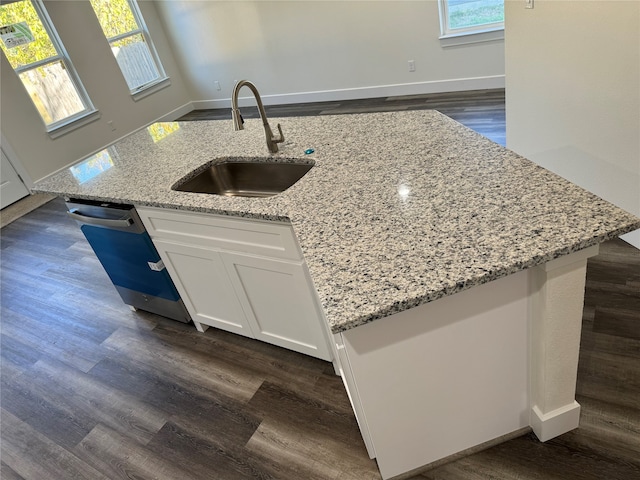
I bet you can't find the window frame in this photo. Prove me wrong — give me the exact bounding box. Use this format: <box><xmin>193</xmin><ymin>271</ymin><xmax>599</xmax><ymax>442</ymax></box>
<box><xmin>91</xmin><ymin>0</ymin><xmax>169</xmax><ymax>99</ymax></box>
<box><xmin>1</xmin><ymin>0</ymin><xmax>98</xmax><ymax>136</ymax></box>
<box><xmin>438</xmin><ymin>0</ymin><xmax>504</xmax><ymax>46</ymax></box>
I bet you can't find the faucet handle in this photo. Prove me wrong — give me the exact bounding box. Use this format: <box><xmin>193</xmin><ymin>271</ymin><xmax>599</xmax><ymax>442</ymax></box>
<box><xmin>273</xmin><ymin>123</ymin><xmax>285</xmax><ymax>144</ymax></box>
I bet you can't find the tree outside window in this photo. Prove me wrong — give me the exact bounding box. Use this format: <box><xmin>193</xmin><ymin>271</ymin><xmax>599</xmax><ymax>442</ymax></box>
<box><xmin>439</xmin><ymin>0</ymin><xmax>504</xmax><ymax>37</ymax></box>
<box><xmin>90</xmin><ymin>0</ymin><xmax>167</xmax><ymax>94</ymax></box>
<box><xmin>0</xmin><ymin>0</ymin><xmax>94</xmax><ymax>130</ymax></box>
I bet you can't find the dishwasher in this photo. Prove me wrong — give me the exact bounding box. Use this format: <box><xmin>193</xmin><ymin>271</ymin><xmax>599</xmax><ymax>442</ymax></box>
<box><xmin>66</xmin><ymin>198</ymin><xmax>191</xmax><ymax>323</ymax></box>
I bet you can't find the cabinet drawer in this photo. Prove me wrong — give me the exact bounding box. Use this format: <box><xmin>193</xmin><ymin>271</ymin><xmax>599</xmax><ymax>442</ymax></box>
<box><xmin>137</xmin><ymin>206</ymin><xmax>302</xmax><ymax>260</ymax></box>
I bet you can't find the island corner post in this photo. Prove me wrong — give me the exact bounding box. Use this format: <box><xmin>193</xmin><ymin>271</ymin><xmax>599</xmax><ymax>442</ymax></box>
<box><xmin>529</xmin><ymin>244</ymin><xmax>599</xmax><ymax>441</ymax></box>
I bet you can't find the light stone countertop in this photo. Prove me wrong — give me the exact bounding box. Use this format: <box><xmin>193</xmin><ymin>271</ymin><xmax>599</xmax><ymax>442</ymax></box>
<box><xmin>34</xmin><ymin>111</ymin><xmax>640</xmax><ymax>333</ymax></box>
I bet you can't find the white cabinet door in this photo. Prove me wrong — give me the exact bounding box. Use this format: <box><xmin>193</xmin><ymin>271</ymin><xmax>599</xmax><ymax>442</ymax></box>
<box><xmin>223</xmin><ymin>252</ymin><xmax>333</xmax><ymax>361</ymax></box>
<box><xmin>1</xmin><ymin>149</ymin><xmax>29</xmax><ymax>209</ymax></box>
<box><xmin>153</xmin><ymin>239</ymin><xmax>252</xmax><ymax>337</ymax></box>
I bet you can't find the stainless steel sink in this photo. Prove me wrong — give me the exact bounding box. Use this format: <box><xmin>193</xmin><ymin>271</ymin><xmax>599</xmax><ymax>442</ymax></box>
<box><xmin>172</xmin><ymin>159</ymin><xmax>313</xmax><ymax>197</ymax></box>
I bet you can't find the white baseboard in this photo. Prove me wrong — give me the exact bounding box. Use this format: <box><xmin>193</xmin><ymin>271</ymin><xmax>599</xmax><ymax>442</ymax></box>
<box><xmin>531</xmin><ymin>402</ymin><xmax>581</xmax><ymax>442</ymax></box>
<box><xmin>158</xmin><ymin>102</ymin><xmax>195</xmax><ymax>122</ymax></box>
<box><xmin>192</xmin><ymin>75</ymin><xmax>505</xmax><ymax>110</ymax></box>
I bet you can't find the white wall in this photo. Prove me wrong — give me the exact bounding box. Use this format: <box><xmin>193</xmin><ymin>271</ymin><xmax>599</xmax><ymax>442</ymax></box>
<box><xmin>154</xmin><ymin>0</ymin><xmax>506</xmax><ymax>107</ymax></box>
<box><xmin>505</xmin><ymin>0</ymin><xmax>640</xmax><ymax>248</ymax></box>
<box><xmin>0</xmin><ymin>0</ymin><xmax>191</xmax><ymax>184</ymax></box>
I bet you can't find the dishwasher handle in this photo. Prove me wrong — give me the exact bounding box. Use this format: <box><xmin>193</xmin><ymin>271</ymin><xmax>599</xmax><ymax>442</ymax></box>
<box><xmin>68</xmin><ymin>208</ymin><xmax>135</xmax><ymax>229</ymax></box>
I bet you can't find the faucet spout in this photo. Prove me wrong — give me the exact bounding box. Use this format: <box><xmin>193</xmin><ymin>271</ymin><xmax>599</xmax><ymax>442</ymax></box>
<box><xmin>231</xmin><ymin>80</ymin><xmax>284</xmax><ymax>153</ymax></box>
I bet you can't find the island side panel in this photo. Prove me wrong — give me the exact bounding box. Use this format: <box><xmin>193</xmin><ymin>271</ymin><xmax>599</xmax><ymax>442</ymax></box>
<box><xmin>340</xmin><ymin>270</ymin><xmax>530</xmax><ymax>480</ymax></box>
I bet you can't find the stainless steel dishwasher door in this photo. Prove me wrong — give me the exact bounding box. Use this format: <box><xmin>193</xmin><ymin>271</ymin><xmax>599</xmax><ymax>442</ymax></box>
<box><xmin>66</xmin><ymin>199</ymin><xmax>191</xmax><ymax>323</ymax></box>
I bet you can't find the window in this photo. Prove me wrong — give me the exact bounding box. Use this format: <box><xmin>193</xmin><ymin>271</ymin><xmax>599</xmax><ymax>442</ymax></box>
<box><xmin>439</xmin><ymin>0</ymin><xmax>504</xmax><ymax>39</ymax></box>
<box><xmin>0</xmin><ymin>0</ymin><xmax>96</xmax><ymax>132</ymax></box>
<box><xmin>90</xmin><ymin>0</ymin><xmax>168</xmax><ymax>98</ymax></box>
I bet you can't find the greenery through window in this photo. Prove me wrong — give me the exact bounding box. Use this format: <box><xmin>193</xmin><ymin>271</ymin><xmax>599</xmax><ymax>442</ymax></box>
<box><xmin>439</xmin><ymin>0</ymin><xmax>504</xmax><ymax>37</ymax></box>
<box><xmin>0</xmin><ymin>0</ymin><xmax>94</xmax><ymax>129</ymax></box>
<box><xmin>90</xmin><ymin>0</ymin><xmax>166</xmax><ymax>94</ymax></box>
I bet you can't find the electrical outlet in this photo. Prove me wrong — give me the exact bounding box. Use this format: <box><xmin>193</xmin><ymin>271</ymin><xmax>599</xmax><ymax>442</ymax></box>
<box><xmin>525</xmin><ymin>0</ymin><xmax>534</xmax><ymax>9</ymax></box>
<box><xmin>215</xmin><ymin>81</ymin><xmax>221</xmax><ymax>91</ymax></box>
<box><xmin>408</xmin><ymin>60</ymin><xmax>416</xmax><ymax>72</ymax></box>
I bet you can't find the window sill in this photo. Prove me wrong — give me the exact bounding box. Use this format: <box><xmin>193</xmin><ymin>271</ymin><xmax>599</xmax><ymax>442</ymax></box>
<box><xmin>47</xmin><ymin>110</ymin><xmax>102</xmax><ymax>140</ymax></box>
<box><xmin>439</xmin><ymin>27</ymin><xmax>504</xmax><ymax>47</ymax></box>
<box><xmin>131</xmin><ymin>77</ymin><xmax>171</xmax><ymax>102</ymax></box>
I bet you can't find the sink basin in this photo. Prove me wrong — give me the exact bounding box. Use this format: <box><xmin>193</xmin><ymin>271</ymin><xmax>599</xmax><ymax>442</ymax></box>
<box><xmin>173</xmin><ymin>159</ymin><xmax>313</xmax><ymax>198</ymax></box>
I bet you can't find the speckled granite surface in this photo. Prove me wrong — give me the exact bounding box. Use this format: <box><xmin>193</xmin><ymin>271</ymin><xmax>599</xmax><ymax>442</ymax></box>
<box><xmin>34</xmin><ymin>111</ymin><xmax>640</xmax><ymax>333</ymax></box>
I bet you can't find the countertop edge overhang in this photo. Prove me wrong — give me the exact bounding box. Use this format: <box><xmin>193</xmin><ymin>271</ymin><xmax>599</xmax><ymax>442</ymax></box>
<box><xmin>33</xmin><ymin>110</ymin><xmax>640</xmax><ymax>334</ymax></box>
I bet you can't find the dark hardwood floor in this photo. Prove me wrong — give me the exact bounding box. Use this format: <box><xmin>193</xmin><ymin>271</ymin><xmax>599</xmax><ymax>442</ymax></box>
<box><xmin>178</xmin><ymin>89</ymin><xmax>506</xmax><ymax>146</ymax></box>
<box><xmin>2</xmin><ymin>90</ymin><xmax>639</xmax><ymax>479</ymax></box>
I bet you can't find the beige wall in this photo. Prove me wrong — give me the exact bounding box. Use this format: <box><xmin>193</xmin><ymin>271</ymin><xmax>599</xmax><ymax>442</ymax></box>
<box><xmin>0</xmin><ymin>0</ymin><xmax>191</xmax><ymax>184</ymax></box>
<box><xmin>505</xmin><ymin>0</ymin><xmax>640</xmax><ymax>248</ymax></box>
<box><xmin>154</xmin><ymin>0</ymin><xmax>506</xmax><ymax>106</ymax></box>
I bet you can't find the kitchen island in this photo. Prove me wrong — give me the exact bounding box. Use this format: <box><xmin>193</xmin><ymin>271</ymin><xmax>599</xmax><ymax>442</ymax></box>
<box><xmin>35</xmin><ymin>111</ymin><xmax>640</xmax><ymax>479</ymax></box>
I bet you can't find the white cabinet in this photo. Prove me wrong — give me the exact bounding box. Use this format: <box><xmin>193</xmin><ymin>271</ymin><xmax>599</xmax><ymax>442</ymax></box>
<box><xmin>137</xmin><ymin>206</ymin><xmax>333</xmax><ymax>361</ymax></box>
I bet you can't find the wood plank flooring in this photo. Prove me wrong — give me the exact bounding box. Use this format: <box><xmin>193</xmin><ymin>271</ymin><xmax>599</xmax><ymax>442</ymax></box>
<box><xmin>2</xmin><ymin>90</ymin><xmax>639</xmax><ymax>479</ymax></box>
<box><xmin>178</xmin><ymin>89</ymin><xmax>506</xmax><ymax>146</ymax></box>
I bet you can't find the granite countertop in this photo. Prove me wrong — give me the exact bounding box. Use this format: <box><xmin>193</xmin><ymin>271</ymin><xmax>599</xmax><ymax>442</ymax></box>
<box><xmin>34</xmin><ymin>111</ymin><xmax>640</xmax><ymax>333</ymax></box>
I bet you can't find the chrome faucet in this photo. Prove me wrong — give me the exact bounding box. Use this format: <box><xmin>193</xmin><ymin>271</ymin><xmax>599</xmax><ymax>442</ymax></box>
<box><xmin>231</xmin><ymin>80</ymin><xmax>284</xmax><ymax>153</ymax></box>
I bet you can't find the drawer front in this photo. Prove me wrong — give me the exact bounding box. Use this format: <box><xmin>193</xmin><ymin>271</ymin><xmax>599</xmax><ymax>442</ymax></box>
<box><xmin>137</xmin><ymin>206</ymin><xmax>302</xmax><ymax>260</ymax></box>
